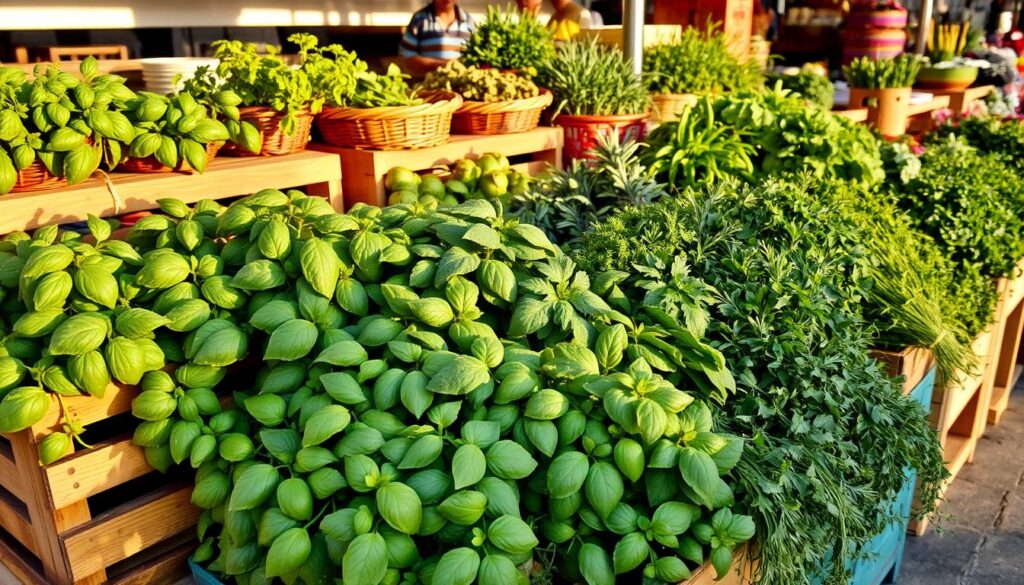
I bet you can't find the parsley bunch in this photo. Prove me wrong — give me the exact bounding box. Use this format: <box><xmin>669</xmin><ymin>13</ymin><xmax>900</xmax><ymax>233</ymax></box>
<box><xmin>644</xmin><ymin>27</ymin><xmax>763</xmax><ymax>96</ymax></box>
<box><xmin>461</xmin><ymin>6</ymin><xmax>555</xmax><ymax>72</ymax></box>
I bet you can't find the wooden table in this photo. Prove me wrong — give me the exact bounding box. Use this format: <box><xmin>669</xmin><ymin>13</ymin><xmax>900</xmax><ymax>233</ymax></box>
<box><xmin>0</xmin><ymin>150</ymin><xmax>342</xmax><ymax>234</ymax></box>
<box><xmin>928</xmin><ymin>85</ymin><xmax>994</xmax><ymax>113</ymax></box>
<box><xmin>310</xmin><ymin>128</ymin><xmax>564</xmax><ymax>209</ymax></box>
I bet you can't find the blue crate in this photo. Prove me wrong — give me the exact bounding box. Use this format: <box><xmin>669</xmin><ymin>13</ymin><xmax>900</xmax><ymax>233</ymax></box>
<box><xmin>189</xmin><ymin>558</ymin><xmax>224</xmax><ymax>585</ymax></box>
<box><xmin>812</xmin><ymin>366</ymin><xmax>936</xmax><ymax>585</ymax></box>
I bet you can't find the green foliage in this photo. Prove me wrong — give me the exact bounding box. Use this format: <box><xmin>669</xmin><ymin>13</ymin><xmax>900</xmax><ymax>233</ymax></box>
<box><xmin>644</xmin><ymin>87</ymin><xmax>884</xmax><ymax>190</ymax></box>
<box><xmin>122</xmin><ymin>91</ymin><xmax>229</xmax><ymax>172</ymax></box>
<box><xmin>764</xmin><ymin>70</ymin><xmax>834</xmax><ymax>109</ymax></box>
<box><xmin>0</xmin><ymin>192</ymin><xmax>752</xmax><ymax>583</ymax></box>
<box><xmin>643</xmin><ymin>27</ymin><xmax>763</xmax><ymax>95</ymax></box>
<box><xmin>574</xmin><ymin>183</ymin><xmax>947</xmax><ymax>585</ymax></box>
<box><xmin>930</xmin><ymin>114</ymin><xmax>1024</xmax><ymax>179</ymax></box>
<box><xmin>538</xmin><ymin>38</ymin><xmax>651</xmax><ymax>117</ymax></box>
<box><xmin>843</xmin><ymin>55</ymin><xmax>923</xmax><ymax>89</ymax></box>
<box><xmin>460</xmin><ymin>6</ymin><xmax>555</xmax><ymax>72</ymax></box>
<box><xmin>512</xmin><ymin>135</ymin><xmax>666</xmax><ymax>246</ymax></box>
<box><xmin>421</xmin><ymin>61</ymin><xmax>541</xmax><ymax>102</ymax></box>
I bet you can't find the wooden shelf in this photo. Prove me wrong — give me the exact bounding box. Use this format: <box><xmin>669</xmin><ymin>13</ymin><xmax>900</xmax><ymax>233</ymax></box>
<box><xmin>833</xmin><ymin>108</ymin><xmax>869</xmax><ymax>123</ymax></box>
<box><xmin>310</xmin><ymin>128</ymin><xmax>563</xmax><ymax>209</ymax></box>
<box><xmin>929</xmin><ymin>85</ymin><xmax>995</xmax><ymax>113</ymax></box>
<box><xmin>0</xmin><ymin>150</ymin><xmax>342</xmax><ymax>234</ymax></box>
<box><xmin>907</xmin><ymin>94</ymin><xmax>951</xmax><ymax>117</ymax></box>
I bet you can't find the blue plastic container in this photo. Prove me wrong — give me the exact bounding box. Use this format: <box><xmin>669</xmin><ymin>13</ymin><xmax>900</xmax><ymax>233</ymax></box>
<box><xmin>812</xmin><ymin>366</ymin><xmax>936</xmax><ymax>585</ymax></box>
<box><xmin>189</xmin><ymin>558</ymin><xmax>224</xmax><ymax>585</ymax></box>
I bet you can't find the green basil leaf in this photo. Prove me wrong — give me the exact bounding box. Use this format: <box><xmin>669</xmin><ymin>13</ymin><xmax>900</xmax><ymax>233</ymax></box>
<box><xmin>433</xmin><ymin>547</ymin><xmax>480</xmax><ymax>585</ymax></box>
<box><xmin>376</xmin><ymin>481</ymin><xmax>423</xmax><ymax>535</ymax></box>
<box><xmin>303</xmin><ymin>404</ymin><xmax>351</xmax><ymax>447</ymax></box>
<box><xmin>438</xmin><ymin>490</ymin><xmax>487</xmax><ymax>525</ymax></box>
<box><xmin>585</xmin><ymin>461</ymin><xmax>623</xmax><ymax>520</ymax></box>
<box><xmin>265</xmin><ymin>318</ymin><xmax>318</xmax><ymax>361</ymax></box>
<box><xmin>265</xmin><ymin>527</ymin><xmax>312</xmax><ymax>578</ymax></box>
<box><xmin>579</xmin><ymin>543</ymin><xmax>615</xmax><ymax>585</ymax></box>
<box><xmin>547</xmin><ymin>451</ymin><xmax>589</xmax><ymax>499</ymax></box>
<box><xmin>486</xmin><ymin>515</ymin><xmax>538</xmax><ymax>554</ymax></box>
<box><xmin>452</xmin><ymin>443</ymin><xmax>487</xmax><ymax>489</ymax></box>
<box><xmin>486</xmin><ymin>440</ymin><xmax>538</xmax><ymax>480</ymax></box>
<box><xmin>613</xmin><ymin>532</ymin><xmax>650</xmax><ymax>574</ymax></box>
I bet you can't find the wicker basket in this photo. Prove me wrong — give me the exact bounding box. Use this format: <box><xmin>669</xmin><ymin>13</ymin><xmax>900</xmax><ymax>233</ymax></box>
<box><xmin>316</xmin><ymin>92</ymin><xmax>462</xmax><ymax>150</ymax></box>
<box><xmin>220</xmin><ymin>106</ymin><xmax>313</xmax><ymax>157</ymax></box>
<box><xmin>11</xmin><ymin>159</ymin><xmax>67</xmax><ymax>193</ymax></box>
<box><xmin>555</xmin><ymin>112</ymin><xmax>650</xmax><ymax>165</ymax></box>
<box><xmin>119</xmin><ymin>141</ymin><xmax>222</xmax><ymax>173</ymax></box>
<box><xmin>451</xmin><ymin>90</ymin><xmax>553</xmax><ymax>135</ymax></box>
<box><xmin>651</xmin><ymin>93</ymin><xmax>699</xmax><ymax>123</ymax></box>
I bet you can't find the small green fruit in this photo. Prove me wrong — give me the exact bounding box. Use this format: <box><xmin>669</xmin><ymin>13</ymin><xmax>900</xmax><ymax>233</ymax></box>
<box><xmin>385</xmin><ymin>167</ymin><xmax>420</xmax><ymax>193</ymax></box>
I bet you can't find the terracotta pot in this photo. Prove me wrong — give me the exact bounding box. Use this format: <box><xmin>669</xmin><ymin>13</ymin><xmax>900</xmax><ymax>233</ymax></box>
<box><xmin>915</xmin><ymin>65</ymin><xmax>979</xmax><ymax>91</ymax></box>
<box><xmin>848</xmin><ymin>87</ymin><xmax>911</xmax><ymax>137</ymax></box>
<box><xmin>553</xmin><ymin>112</ymin><xmax>649</xmax><ymax>165</ymax></box>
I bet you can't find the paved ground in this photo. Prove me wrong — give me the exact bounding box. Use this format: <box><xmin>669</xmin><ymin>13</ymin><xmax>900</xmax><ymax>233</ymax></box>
<box><xmin>2</xmin><ymin>388</ymin><xmax>1022</xmax><ymax>585</ymax></box>
<box><xmin>899</xmin><ymin>383</ymin><xmax>1024</xmax><ymax>585</ymax></box>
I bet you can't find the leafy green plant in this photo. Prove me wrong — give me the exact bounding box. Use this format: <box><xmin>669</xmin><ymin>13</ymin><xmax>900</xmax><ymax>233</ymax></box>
<box><xmin>460</xmin><ymin>5</ymin><xmax>556</xmax><ymax>73</ymax></box>
<box><xmin>296</xmin><ymin>33</ymin><xmax>420</xmax><ymax>109</ymax></box>
<box><xmin>644</xmin><ymin>27</ymin><xmax>763</xmax><ymax>95</ymax></box>
<box><xmin>764</xmin><ymin>70</ymin><xmax>834</xmax><ymax>109</ymax></box>
<box><xmin>122</xmin><ymin>91</ymin><xmax>229</xmax><ymax>172</ymax></box>
<box><xmin>421</xmin><ymin>61</ymin><xmax>541</xmax><ymax>102</ymax></box>
<box><xmin>929</xmin><ymin>114</ymin><xmax>1024</xmax><ymax>180</ymax></box>
<box><xmin>644</xmin><ymin>87</ymin><xmax>884</xmax><ymax>190</ymax></box>
<box><xmin>0</xmin><ymin>67</ymin><xmax>31</xmax><ymax>193</ymax></box>
<box><xmin>643</xmin><ymin>97</ymin><xmax>756</xmax><ymax>188</ymax></box>
<box><xmin>843</xmin><ymin>55</ymin><xmax>923</xmax><ymax>89</ymax></box>
<box><xmin>538</xmin><ymin>38</ymin><xmax>650</xmax><ymax>117</ymax></box>
<box><xmin>512</xmin><ymin>134</ymin><xmax>667</xmax><ymax>246</ymax></box>
<box><xmin>574</xmin><ymin>182</ymin><xmax>947</xmax><ymax>585</ymax></box>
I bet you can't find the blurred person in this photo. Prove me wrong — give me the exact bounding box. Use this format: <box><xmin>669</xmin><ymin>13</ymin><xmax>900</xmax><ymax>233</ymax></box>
<box><xmin>399</xmin><ymin>0</ymin><xmax>475</xmax><ymax>76</ymax></box>
<box><xmin>516</xmin><ymin>0</ymin><xmax>543</xmax><ymax>15</ymax></box>
<box><xmin>515</xmin><ymin>0</ymin><xmax>603</xmax><ymax>40</ymax></box>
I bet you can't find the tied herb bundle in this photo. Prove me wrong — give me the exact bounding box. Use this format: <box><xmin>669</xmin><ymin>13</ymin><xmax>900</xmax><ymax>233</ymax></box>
<box><xmin>573</xmin><ymin>183</ymin><xmax>947</xmax><ymax>585</ymax></box>
<box><xmin>538</xmin><ymin>38</ymin><xmax>650</xmax><ymax>117</ymax></box>
<box><xmin>843</xmin><ymin>55</ymin><xmax>923</xmax><ymax>89</ymax></box>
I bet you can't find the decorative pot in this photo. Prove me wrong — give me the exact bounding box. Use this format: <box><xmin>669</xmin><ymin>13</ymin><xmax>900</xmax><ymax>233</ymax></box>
<box><xmin>553</xmin><ymin>112</ymin><xmax>650</xmax><ymax>164</ymax></box>
<box><xmin>915</xmin><ymin>65</ymin><xmax>979</xmax><ymax>91</ymax></box>
<box><xmin>848</xmin><ymin>86</ymin><xmax>912</xmax><ymax>137</ymax></box>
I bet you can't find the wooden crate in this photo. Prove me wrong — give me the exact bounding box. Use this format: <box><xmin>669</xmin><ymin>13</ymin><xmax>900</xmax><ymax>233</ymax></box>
<box><xmin>0</xmin><ymin>379</ymin><xmax>200</xmax><ymax>585</ymax></box>
<box><xmin>577</xmin><ymin>25</ymin><xmax>683</xmax><ymax>48</ymax></box>
<box><xmin>870</xmin><ymin>346</ymin><xmax>934</xmax><ymax>395</ymax></box>
<box><xmin>653</xmin><ymin>0</ymin><xmax>754</xmax><ymax>58</ymax></box>
<box><xmin>988</xmin><ymin>259</ymin><xmax>1024</xmax><ymax>425</ymax></box>
<box><xmin>309</xmin><ymin>128</ymin><xmax>563</xmax><ymax>210</ymax></box>
<box><xmin>683</xmin><ymin>544</ymin><xmax>755</xmax><ymax>585</ymax></box>
<box><xmin>0</xmin><ymin>150</ymin><xmax>342</xmax><ymax>234</ymax></box>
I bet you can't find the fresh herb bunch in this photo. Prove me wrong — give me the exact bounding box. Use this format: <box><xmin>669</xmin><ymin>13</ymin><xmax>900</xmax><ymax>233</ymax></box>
<box><xmin>122</xmin><ymin>91</ymin><xmax>229</xmax><ymax>172</ymax></box>
<box><xmin>421</xmin><ymin>61</ymin><xmax>540</xmax><ymax>102</ymax></box>
<box><xmin>26</xmin><ymin>192</ymin><xmax>752</xmax><ymax>584</ymax></box>
<box><xmin>208</xmin><ymin>37</ymin><xmax>319</xmax><ymax>133</ymax></box>
<box><xmin>890</xmin><ymin>136</ymin><xmax>1024</xmax><ymax>337</ymax></box>
<box><xmin>538</xmin><ymin>38</ymin><xmax>650</xmax><ymax>117</ymax></box>
<box><xmin>643</xmin><ymin>27</ymin><xmax>763</xmax><ymax>95</ymax></box>
<box><xmin>176</xmin><ymin>67</ymin><xmax>259</xmax><ymax>153</ymax></box>
<box><xmin>843</xmin><ymin>55</ymin><xmax>923</xmax><ymax>89</ymax></box>
<box><xmin>295</xmin><ymin>33</ymin><xmax>420</xmax><ymax>108</ymax></box>
<box><xmin>0</xmin><ymin>67</ymin><xmax>32</xmax><ymax>193</ymax></box>
<box><xmin>644</xmin><ymin>87</ymin><xmax>884</xmax><ymax>190</ymax></box>
<box><xmin>929</xmin><ymin>114</ymin><xmax>1024</xmax><ymax>179</ymax></box>
<box><xmin>764</xmin><ymin>70</ymin><xmax>834</xmax><ymax>109</ymax></box>
<box><xmin>460</xmin><ymin>5</ymin><xmax>555</xmax><ymax>73</ymax></box>
<box><xmin>573</xmin><ymin>183</ymin><xmax>947</xmax><ymax>585</ymax></box>
<box><xmin>512</xmin><ymin>134</ymin><xmax>667</xmax><ymax>246</ymax></box>
<box><xmin>643</xmin><ymin>97</ymin><xmax>756</xmax><ymax>188</ymax></box>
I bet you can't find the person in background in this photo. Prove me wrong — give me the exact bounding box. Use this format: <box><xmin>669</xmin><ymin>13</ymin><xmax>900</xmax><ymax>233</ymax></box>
<box><xmin>515</xmin><ymin>0</ymin><xmax>604</xmax><ymax>41</ymax></box>
<box><xmin>399</xmin><ymin>0</ymin><xmax>474</xmax><ymax>77</ymax></box>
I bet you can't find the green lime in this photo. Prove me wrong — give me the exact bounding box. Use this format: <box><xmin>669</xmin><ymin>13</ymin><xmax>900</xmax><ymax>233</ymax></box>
<box><xmin>479</xmin><ymin>171</ymin><xmax>509</xmax><ymax>198</ymax></box>
<box><xmin>388</xmin><ymin>190</ymin><xmax>419</xmax><ymax>206</ymax></box>
<box><xmin>385</xmin><ymin>167</ymin><xmax>420</xmax><ymax>193</ymax></box>
<box><xmin>419</xmin><ymin>174</ymin><xmax>446</xmax><ymax>198</ymax></box>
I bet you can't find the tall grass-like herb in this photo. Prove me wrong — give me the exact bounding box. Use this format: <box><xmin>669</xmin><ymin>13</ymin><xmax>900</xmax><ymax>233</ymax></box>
<box><xmin>538</xmin><ymin>38</ymin><xmax>650</xmax><ymax>116</ymax></box>
<box><xmin>643</xmin><ymin>27</ymin><xmax>764</xmax><ymax>95</ymax></box>
<box><xmin>843</xmin><ymin>55</ymin><xmax>923</xmax><ymax>89</ymax></box>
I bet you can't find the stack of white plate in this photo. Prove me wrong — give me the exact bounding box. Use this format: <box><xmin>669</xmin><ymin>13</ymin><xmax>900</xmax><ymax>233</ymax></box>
<box><xmin>141</xmin><ymin>57</ymin><xmax>218</xmax><ymax>95</ymax></box>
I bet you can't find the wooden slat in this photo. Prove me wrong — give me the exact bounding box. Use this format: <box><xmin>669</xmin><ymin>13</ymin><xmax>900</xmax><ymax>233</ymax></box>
<box><xmin>29</xmin><ymin>382</ymin><xmax>136</xmax><ymax>441</ymax></box>
<box><xmin>106</xmin><ymin>537</ymin><xmax>194</xmax><ymax>585</ymax></box>
<box><xmin>870</xmin><ymin>346</ymin><xmax>934</xmax><ymax>395</ymax></box>
<box><xmin>61</xmin><ymin>483</ymin><xmax>199</xmax><ymax>582</ymax></box>
<box><xmin>0</xmin><ymin>150</ymin><xmax>343</xmax><ymax>233</ymax></box>
<box><xmin>0</xmin><ymin>523</ymin><xmax>49</xmax><ymax>585</ymax></box>
<box><xmin>833</xmin><ymin>108</ymin><xmax>869</xmax><ymax>122</ymax></box>
<box><xmin>906</xmin><ymin>95</ymin><xmax>951</xmax><ymax>117</ymax></box>
<box><xmin>43</xmin><ymin>436</ymin><xmax>153</xmax><ymax>510</ymax></box>
<box><xmin>0</xmin><ymin>443</ymin><xmax>27</xmax><ymax>503</ymax></box>
<box><xmin>509</xmin><ymin>160</ymin><xmax>553</xmax><ymax>177</ymax></box>
<box><xmin>0</xmin><ymin>485</ymin><xmax>39</xmax><ymax>558</ymax></box>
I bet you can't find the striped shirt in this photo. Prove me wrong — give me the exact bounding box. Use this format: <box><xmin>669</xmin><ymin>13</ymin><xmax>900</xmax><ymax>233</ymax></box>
<box><xmin>399</xmin><ymin>4</ymin><xmax>475</xmax><ymax>61</ymax></box>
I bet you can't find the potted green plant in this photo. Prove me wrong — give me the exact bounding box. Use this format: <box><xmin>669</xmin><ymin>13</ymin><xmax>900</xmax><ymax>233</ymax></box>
<box><xmin>120</xmin><ymin>91</ymin><xmax>230</xmax><ymax>173</ymax></box>
<box><xmin>420</xmin><ymin>60</ymin><xmax>552</xmax><ymax>135</ymax></box>
<box><xmin>843</xmin><ymin>54</ymin><xmax>922</xmax><ymax>137</ymax></box>
<box><xmin>917</xmin><ymin>20</ymin><xmax>981</xmax><ymax>90</ymax></box>
<box><xmin>190</xmin><ymin>38</ymin><xmax>319</xmax><ymax>156</ymax></box>
<box><xmin>0</xmin><ymin>57</ymin><xmax>136</xmax><ymax>193</ymax></box>
<box><xmin>297</xmin><ymin>34</ymin><xmax>460</xmax><ymax>150</ymax></box>
<box><xmin>765</xmin><ymin>66</ymin><xmax>835</xmax><ymax>109</ymax></box>
<box><xmin>460</xmin><ymin>5</ymin><xmax>555</xmax><ymax>74</ymax></box>
<box><xmin>643</xmin><ymin>27</ymin><xmax>764</xmax><ymax>122</ymax></box>
<box><xmin>537</xmin><ymin>38</ymin><xmax>651</xmax><ymax>163</ymax></box>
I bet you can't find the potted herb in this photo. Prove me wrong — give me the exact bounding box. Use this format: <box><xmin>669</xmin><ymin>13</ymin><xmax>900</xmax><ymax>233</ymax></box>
<box><xmin>765</xmin><ymin>66</ymin><xmax>835</xmax><ymax>109</ymax></box>
<box><xmin>460</xmin><ymin>6</ymin><xmax>555</xmax><ymax>73</ymax></box>
<box><xmin>917</xmin><ymin>20</ymin><xmax>982</xmax><ymax>90</ymax></box>
<box><xmin>643</xmin><ymin>27</ymin><xmax>763</xmax><ymax>122</ymax></box>
<box><xmin>197</xmin><ymin>38</ymin><xmax>319</xmax><ymax>156</ymax></box>
<box><xmin>843</xmin><ymin>54</ymin><xmax>922</xmax><ymax>137</ymax></box>
<box><xmin>299</xmin><ymin>34</ymin><xmax>461</xmax><ymax>150</ymax></box>
<box><xmin>420</xmin><ymin>60</ymin><xmax>553</xmax><ymax>134</ymax></box>
<box><xmin>537</xmin><ymin>38</ymin><xmax>651</xmax><ymax>163</ymax></box>
<box><xmin>120</xmin><ymin>91</ymin><xmax>230</xmax><ymax>173</ymax></box>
